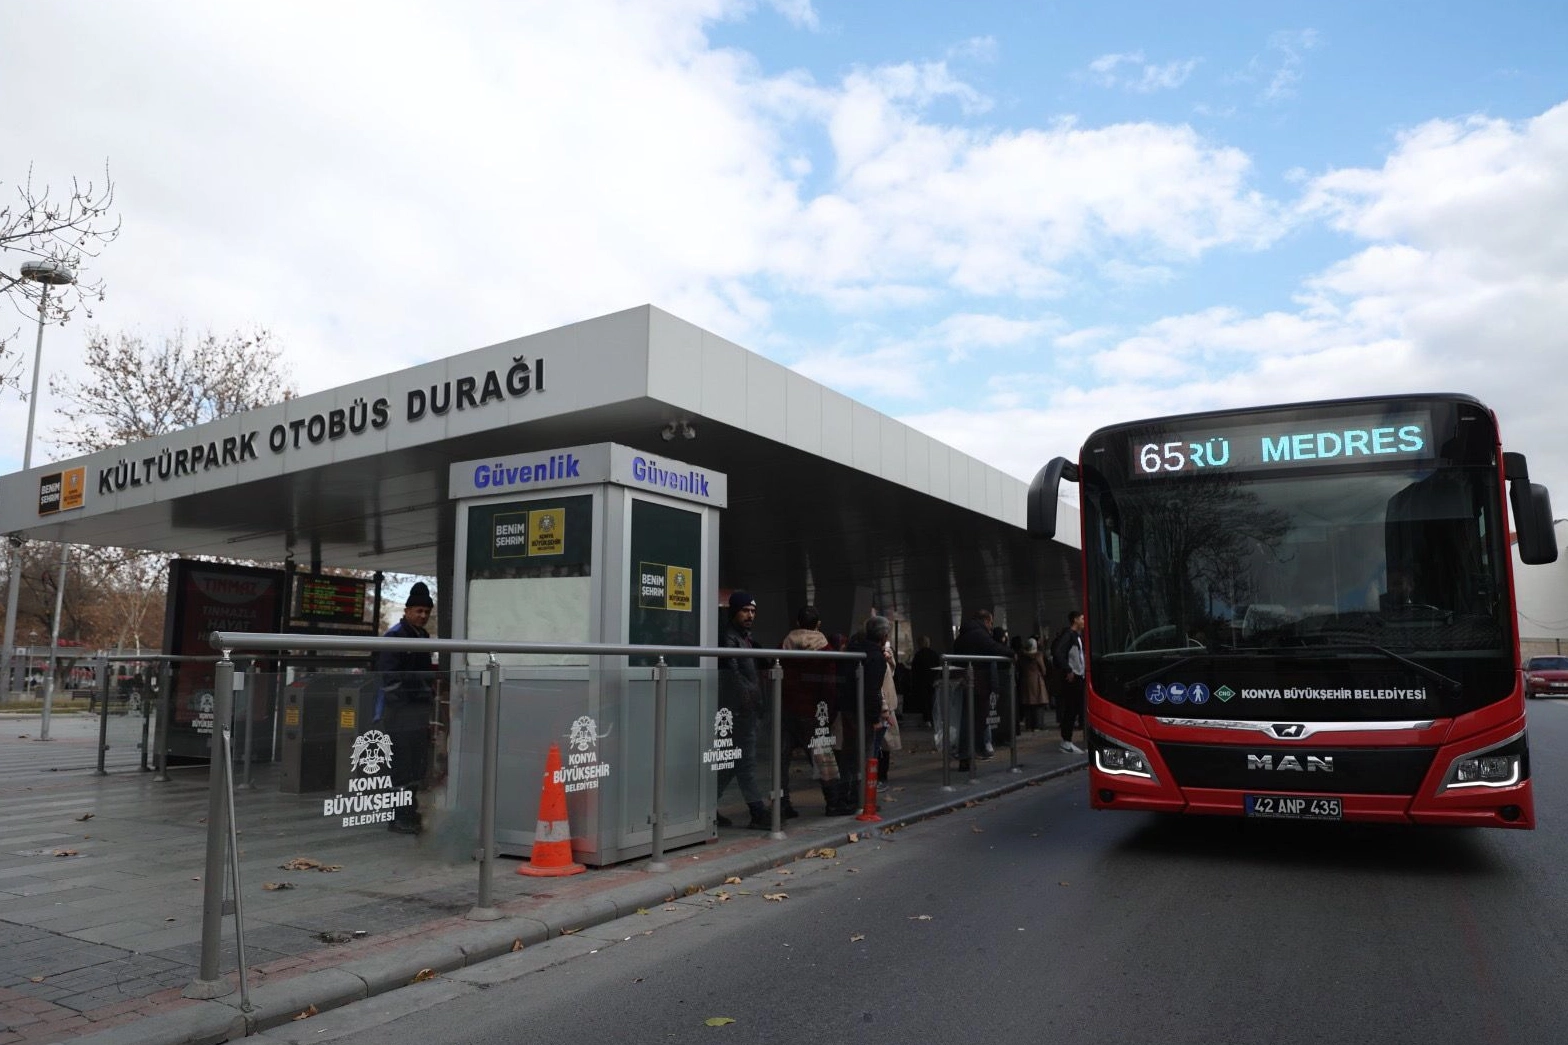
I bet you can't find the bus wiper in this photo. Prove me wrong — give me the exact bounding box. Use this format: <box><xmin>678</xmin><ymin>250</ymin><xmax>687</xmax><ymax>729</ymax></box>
<box><xmin>1288</xmin><ymin>644</ymin><xmax>1462</xmax><ymax>694</ymax></box>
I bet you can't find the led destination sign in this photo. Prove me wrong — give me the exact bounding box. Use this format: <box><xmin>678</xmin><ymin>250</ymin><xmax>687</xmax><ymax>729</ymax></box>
<box><xmin>1128</xmin><ymin>411</ymin><xmax>1434</xmax><ymax>479</ymax></box>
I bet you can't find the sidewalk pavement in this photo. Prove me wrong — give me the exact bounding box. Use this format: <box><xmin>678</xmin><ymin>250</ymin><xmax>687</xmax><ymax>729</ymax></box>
<box><xmin>0</xmin><ymin>712</ymin><xmax>1086</xmax><ymax>1045</ymax></box>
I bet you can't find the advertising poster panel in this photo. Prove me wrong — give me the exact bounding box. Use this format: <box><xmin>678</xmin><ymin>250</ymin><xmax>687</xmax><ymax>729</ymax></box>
<box><xmin>162</xmin><ymin>559</ymin><xmax>285</xmax><ymax>759</ymax></box>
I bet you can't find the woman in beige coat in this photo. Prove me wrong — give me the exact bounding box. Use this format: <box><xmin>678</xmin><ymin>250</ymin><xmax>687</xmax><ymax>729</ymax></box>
<box><xmin>1019</xmin><ymin>637</ymin><xmax>1050</xmax><ymax>732</ymax></box>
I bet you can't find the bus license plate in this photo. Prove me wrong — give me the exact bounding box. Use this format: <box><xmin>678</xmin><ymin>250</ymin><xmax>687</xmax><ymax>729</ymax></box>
<box><xmin>1245</xmin><ymin>795</ymin><xmax>1342</xmax><ymax>820</ymax></box>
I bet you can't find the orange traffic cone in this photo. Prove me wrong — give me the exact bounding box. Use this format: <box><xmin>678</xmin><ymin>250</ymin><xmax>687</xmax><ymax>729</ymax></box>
<box><xmin>855</xmin><ymin>754</ymin><xmax>882</xmax><ymax>823</ymax></box>
<box><xmin>517</xmin><ymin>743</ymin><xmax>586</xmax><ymax>877</ymax></box>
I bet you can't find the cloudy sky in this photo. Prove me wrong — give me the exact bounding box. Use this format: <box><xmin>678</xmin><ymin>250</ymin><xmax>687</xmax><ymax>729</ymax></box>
<box><xmin>2</xmin><ymin>0</ymin><xmax>1567</xmax><ymax>512</ymax></box>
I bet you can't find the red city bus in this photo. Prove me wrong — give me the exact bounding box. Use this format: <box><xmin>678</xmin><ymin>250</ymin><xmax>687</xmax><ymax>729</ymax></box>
<box><xmin>1027</xmin><ymin>394</ymin><xmax>1558</xmax><ymax>828</ymax></box>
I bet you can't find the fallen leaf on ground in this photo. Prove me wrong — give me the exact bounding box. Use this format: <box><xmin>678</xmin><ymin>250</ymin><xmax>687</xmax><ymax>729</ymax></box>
<box><xmin>809</xmin><ymin>847</ymin><xmax>838</xmax><ymax>859</ymax></box>
<box><xmin>280</xmin><ymin>858</ymin><xmax>322</xmax><ymax>870</ymax></box>
<box><xmin>292</xmin><ymin>1006</ymin><xmax>318</xmax><ymax>1021</ymax></box>
<box><xmin>53</xmin><ymin>849</ymin><xmax>78</xmax><ymax>857</ymax></box>
<box><xmin>635</xmin><ymin>907</ymin><xmax>649</xmax><ymax>915</ymax></box>
<box><xmin>777</xmin><ymin>869</ymin><xmax>793</xmax><ymax>875</ymax></box>
<box><xmin>75</xmin><ymin>812</ymin><xmax>94</xmax><ymax>821</ymax></box>
<box><xmin>850</xmin><ymin>934</ymin><xmax>865</xmax><ymax>942</ymax></box>
<box><xmin>1059</xmin><ymin>881</ymin><xmax>1070</xmax><ymax>886</ymax></box>
<box><xmin>684</xmin><ymin>884</ymin><xmax>702</xmax><ymax>896</ymax></box>
<box><xmin>262</xmin><ymin>882</ymin><xmax>294</xmax><ymax>891</ymax></box>
<box><xmin>763</xmin><ymin>893</ymin><xmax>788</xmax><ymax>902</ymax></box>
<box><xmin>846</xmin><ymin>832</ymin><xmax>860</xmax><ymax>843</ymax></box>
<box><xmin>28</xmin><ymin>976</ymin><xmax>44</xmax><ymax>983</ymax></box>
<box><xmin>971</xmin><ymin>826</ymin><xmax>984</xmax><ymax>833</ymax></box>
<box><xmin>560</xmin><ymin>927</ymin><xmax>580</xmax><ymax>935</ymax></box>
<box><xmin>723</xmin><ymin>876</ymin><xmax>742</xmax><ymax>884</ymax></box>
<box><xmin>711</xmin><ymin>891</ymin><xmax>732</xmax><ymax>903</ymax></box>
<box><xmin>411</xmin><ymin>968</ymin><xmax>437</xmax><ymax>983</ymax></box>
<box><xmin>909</xmin><ymin>914</ymin><xmax>933</xmax><ymax>921</ymax></box>
<box><xmin>704</xmin><ymin>1017</ymin><xmax>736</xmax><ymax>1027</ymax></box>
<box><xmin>511</xmin><ymin>939</ymin><xmax>524</xmax><ymax>952</ymax></box>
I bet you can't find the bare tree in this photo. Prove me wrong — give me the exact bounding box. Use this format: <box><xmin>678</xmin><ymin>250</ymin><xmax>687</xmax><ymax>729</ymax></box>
<box><xmin>0</xmin><ymin>163</ymin><xmax>119</xmax><ymax>383</ymax></box>
<box><xmin>49</xmin><ymin>327</ymin><xmax>296</xmax><ymax>457</ymax></box>
<box><xmin>6</xmin><ymin>326</ymin><xmax>299</xmax><ymax>651</ymax></box>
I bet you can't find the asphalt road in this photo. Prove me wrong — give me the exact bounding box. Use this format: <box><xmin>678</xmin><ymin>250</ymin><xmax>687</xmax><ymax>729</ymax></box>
<box><xmin>282</xmin><ymin>699</ymin><xmax>1568</xmax><ymax>1045</ymax></box>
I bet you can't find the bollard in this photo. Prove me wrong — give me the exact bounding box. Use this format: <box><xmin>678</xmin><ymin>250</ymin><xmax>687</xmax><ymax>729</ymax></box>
<box><xmin>855</xmin><ymin>753</ymin><xmax>881</xmax><ymax>822</ymax></box>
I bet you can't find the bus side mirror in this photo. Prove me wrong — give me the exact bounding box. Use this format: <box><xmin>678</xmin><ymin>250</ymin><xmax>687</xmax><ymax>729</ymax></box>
<box><xmin>1027</xmin><ymin>458</ymin><xmax>1079</xmax><ymax>540</ymax></box>
<box><xmin>1511</xmin><ymin>479</ymin><xmax>1559</xmax><ymax>566</ymax></box>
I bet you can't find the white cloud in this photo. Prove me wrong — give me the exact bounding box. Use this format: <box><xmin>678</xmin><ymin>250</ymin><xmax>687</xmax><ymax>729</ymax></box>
<box><xmin>1232</xmin><ymin>28</ymin><xmax>1320</xmax><ymax>103</ymax></box>
<box><xmin>1084</xmin><ymin>51</ymin><xmax>1200</xmax><ymax>93</ymax></box>
<box><xmin>908</xmin><ymin>101</ymin><xmax>1568</xmax><ymax>512</ymax></box>
<box><xmin>765</xmin><ymin>0</ymin><xmax>820</xmax><ymax>30</ymax></box>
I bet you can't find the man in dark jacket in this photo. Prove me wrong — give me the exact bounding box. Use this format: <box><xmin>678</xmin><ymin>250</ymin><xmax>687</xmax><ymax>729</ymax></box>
<box><xmin>374</xmin><ymin>582</ymin><xmax>438</xmax><ymax>835</ymax></box>
<box><xmin>1050</xmin><ymin>610</ymin><xmax>1087</xmax><ymax>753</ymax></box>
<box><xmin>909</xmin><ymin>636</ymin><xmax>941</xmax><ymax>727</ymax></box>
<box><xmin>952</xmin><ymin>609</ymin><xmax>1012</xmax><ymax>769</ymax></box>
<box><xmin>716</xmin><ymin>591</ymin><xmax>770</xmax><ymax>829</ymax></box>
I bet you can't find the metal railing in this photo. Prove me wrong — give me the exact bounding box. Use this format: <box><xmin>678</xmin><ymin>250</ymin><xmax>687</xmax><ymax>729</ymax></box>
<box><xmin>193</xmin><ymin>629</ymin><xmax>869</xmax><ymax>999</ymax></box>
<box><xmin>937</xmin><ymin>654</ymin><xmax>1019</xmax><ymax>790</ymax></box>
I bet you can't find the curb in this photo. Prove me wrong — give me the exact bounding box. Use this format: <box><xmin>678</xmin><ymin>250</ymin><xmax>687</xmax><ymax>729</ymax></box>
<box><xmin>63</xmin><ymin>759</ymin><xmax>1086</xmax><ymax>1045</ymax></box>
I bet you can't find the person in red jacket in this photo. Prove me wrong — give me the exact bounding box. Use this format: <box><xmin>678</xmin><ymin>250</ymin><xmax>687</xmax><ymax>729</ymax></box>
<box><xmin>781</xmin><ymin>606</ymin><xmax>854</xmax><ymax>816</ymax></box>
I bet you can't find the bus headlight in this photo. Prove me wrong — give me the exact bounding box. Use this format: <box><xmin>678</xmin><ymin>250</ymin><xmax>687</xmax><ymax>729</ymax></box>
<box><xmin>1439</xmin><ymin>733</ymin><xmax>1527</xmax><ymax>792</ymax></box>
<box><xmin>1092</xmin><ymin>733</ymin><xmax>1158</xmax><ymax>782</ymax></box>
<box><xmin>1449</xmin><ymin>755</ymin><xmax>1520</xmax><ymax>787</ymax></box>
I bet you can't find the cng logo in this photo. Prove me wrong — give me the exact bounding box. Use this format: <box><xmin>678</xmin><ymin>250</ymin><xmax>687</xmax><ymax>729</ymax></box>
<box><xmin>1215</xmin><ymin>685</ymin><xmax>1236</xmax><ymax>702</ymax></box>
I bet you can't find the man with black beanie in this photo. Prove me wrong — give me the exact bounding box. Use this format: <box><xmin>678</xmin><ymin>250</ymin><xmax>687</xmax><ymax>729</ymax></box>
<box><xmin>375</xmin><ymin>582</ymin><xmax>438</xmax><ymax>835</ymax></box>
<box><xmin>716</xmin><ymin>590</ymin><xmax>770</xmax><ymax>829</ymax></box>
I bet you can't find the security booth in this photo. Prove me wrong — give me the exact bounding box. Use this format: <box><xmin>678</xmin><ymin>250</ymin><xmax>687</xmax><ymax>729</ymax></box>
<box><xmin>447</xmin><ymin>442</ymin><xmax>723</xmax><ymax>866</ymax></box>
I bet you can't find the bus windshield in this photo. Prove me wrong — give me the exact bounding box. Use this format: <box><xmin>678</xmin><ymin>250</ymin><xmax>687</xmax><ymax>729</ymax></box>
<box><xmin>1081</xmin><ymin>463</ymin><xmax>1514</xmax><ymax>717</ymax></box>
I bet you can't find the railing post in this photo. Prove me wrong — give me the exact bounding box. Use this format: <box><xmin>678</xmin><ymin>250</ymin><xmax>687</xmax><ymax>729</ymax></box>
<box><xmin>468</xmin><ymin>656</ymin><xmax>503</xmax><ymax>920</ymax></box>
<box><xmin>940</xmin><ymin>662</ymin><xmax>954</xmax><ymax>791</ymax></box>
<box><xmin>1008</xmin><ymin>660</ymin><xmax>1021</xmax><ymax>774</ymax></box>
<box><xmin>153</xmin><ymin>661</ymin><xmax>172</xmax><ymax>782</ymax></box>
<box><xmin>965</xmin><ymin>664</ymin><xmax>977</xmax><ymax>783</ymax></box>
<box><xmin>768</xmin><ymin>661</ymin><xmax>785</xmax><ymax>840</ymax></box>
<box><xmin>854</xmin><ymin>661</ymin><xmax>865</xmax><ymax>813</ymax></box>
<box><xmin>647</xmin><ymin>657</ymin><xmax>670</xmax><ymax>872</ymax></box>
<box><xmin>238</xmin><ymin>662</ymin><xmax>256</xmax><ymax>789</ymax></box>
<box><xmin>139</xmin><ymin>661</ymin><xmax>153</xmax><ymax>772</ymax></box>
<box><xmin>95</xmin><ymin>655</ymin><xmax>110</xmax><ymax>775</ymax></box>
<box><xmin>184</xmin><ymin>655</ymin><xmax>236</xmax><ymax>999</ymax></box>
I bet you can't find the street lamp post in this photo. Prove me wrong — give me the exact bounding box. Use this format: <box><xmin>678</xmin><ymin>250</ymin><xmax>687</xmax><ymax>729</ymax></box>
<box><xmin>1</xmin><ymin>261</ymin><xmax>76</xmax><ymax>735</ymax></box>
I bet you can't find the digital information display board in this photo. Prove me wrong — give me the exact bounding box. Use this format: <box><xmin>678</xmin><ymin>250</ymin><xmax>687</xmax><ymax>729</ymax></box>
<box><xmin>290</xmin><ymin>574</ymin><xmax>375</xmax><ymax>630</ymax></box>
<box><xmin>1128</xmin><ymin>410</ymin><xmax>1435</xmax><ymax>479</ymax></box>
